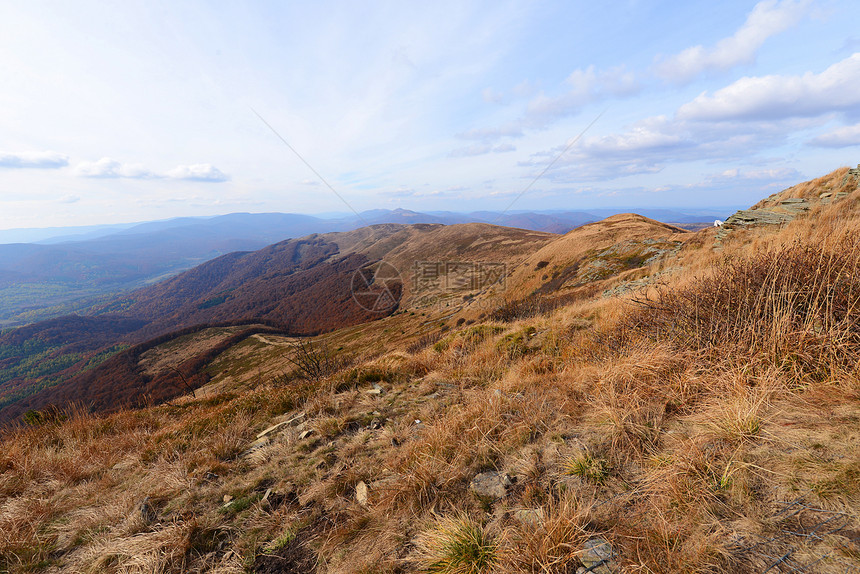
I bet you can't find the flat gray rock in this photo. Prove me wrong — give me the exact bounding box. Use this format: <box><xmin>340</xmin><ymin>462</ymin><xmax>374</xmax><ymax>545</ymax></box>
<box><xmin>469</xmin><ymin>471</ymin><xmax>513</xmax><ymax>499</ymax></box>
<box><xmin>580</xmin><ymin>537</ymin><xmax>618</xmax><ymax>573</ymax></box>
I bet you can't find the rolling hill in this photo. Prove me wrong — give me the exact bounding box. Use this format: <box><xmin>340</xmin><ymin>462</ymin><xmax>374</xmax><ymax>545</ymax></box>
<box><xmin>0</xmin><ymin>168</ymin><xmax>857</xmax><ymax>573</ymax></box>
<box><xmin>0</xmin><ymin>222</ymin><xmax>554</xmax><ymax>422</ymax></box>
<box><xmin>0</xmin><ymin>208</ymin><xmax>728</xmax><ymax>327</ymax></box>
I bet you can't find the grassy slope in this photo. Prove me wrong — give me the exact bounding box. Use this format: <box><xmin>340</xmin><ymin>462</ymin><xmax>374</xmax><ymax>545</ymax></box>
<box><xmin>0</xmin><ymin>169</ymin><xmax>859</xmax><ymax>573</ymax></box>
<box><xmin>0</xmin><ymin>223</ymin><xmax>554</xmax><ymax>421</ymax></box>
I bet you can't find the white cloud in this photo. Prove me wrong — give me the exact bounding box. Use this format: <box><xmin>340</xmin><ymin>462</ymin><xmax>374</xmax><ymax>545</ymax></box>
<box><xmin>459</xmin><ymin>125</ymin><xmax>523</xmax><ymax>141</ymax></box>
<box><xmin>573</xmin><ymin>117</ymin><xmax>688</xmax><ymax>158</ymax></box>
<box><xmin>0</xmin><ymin>151</ymin><xmax>68</xmax><ymax>169</ymax></box>
<box><xmin>74</xmin><ymin>157</ymin><xmax>154</xmax><ymax>179</ymax></box>
<box><xmin>481</xmin><ymin>87</ymin><xmax>506</xmax><ymax>104</ymax></box>
<box><xmin>519</xmin><ymin>111</ymin><xmax>802</xmax><ymax>185</ymax></box>
<box><xmin>58</xmin><ymin>194</ymin><xmax>81</xmax><ymax>204</ymax></box>
<box><xmin>678</xmin><ymin>53</ymin><xmax>860</xmax><ymax>121</ymax></box>
<box><xmin>456</xmin><ymin>65</ymin><xmax>638</xmax><ymax>151</ymax></box>
<box><xmin>809</xmin><ymin>122</ymin><xmax>860</xmax><ymax>147</ymax></box>
<box><xmin>655</xmin><ymin>0</ymin><xmax>810</xmax><ymax>83</ymax></box>
<box><xmin>74</xmin><ymin>158</ymin><xmax>229</xmax><ymax>182</ymax></box>
<box><xmin>524</xmin><ymin>65</ymin><xmax>638</xmax><ymax>127</ymax></box>
<box><xmin>166</xmin><ymin>163</ymin><xmax>230</xmax><ymax>182</ymax></box>
<box><xmin>706</xmin><ymin>166</ymin><xmax>802</xmax><ymax>182</ymax></box>
<box><xmin>449</xmin><ymin>142</ymin><xmax>517</xmax><ymax>158</ymax></box>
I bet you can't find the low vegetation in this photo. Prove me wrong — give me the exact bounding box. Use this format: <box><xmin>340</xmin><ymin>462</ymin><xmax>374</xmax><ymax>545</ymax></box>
<box><xmin>0</xmin><ymin>169</ymin><xmax>858</xmax><ymax>572</ymax></box>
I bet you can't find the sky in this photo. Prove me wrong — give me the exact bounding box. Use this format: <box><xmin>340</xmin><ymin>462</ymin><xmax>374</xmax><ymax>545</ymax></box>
<box><xmin>2</xmin><ymin>0</ymin><xmax>860</xmax><ymax>229</ymax></box>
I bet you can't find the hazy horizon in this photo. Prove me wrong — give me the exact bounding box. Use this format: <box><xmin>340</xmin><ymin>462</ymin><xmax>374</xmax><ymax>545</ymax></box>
<box><xmin>0</xmin><ymin>204</ymin><xmax>740</xmax><ymax>239</ymax></box>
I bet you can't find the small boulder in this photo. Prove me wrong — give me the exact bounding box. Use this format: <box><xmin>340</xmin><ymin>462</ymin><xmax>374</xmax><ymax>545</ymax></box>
<box><xmin>580</xmin><ymin>537</ymin><xmax>617</xmax><ymax>574</ymax></box>
<box><xmin>355</xmin><ymin>481</ymin><xmax>369</xmax><ymax>506</ymax></box>
<box><xmin>512</xmin><ymin>508</ymin><xmax>544</xmax><ymax>526</ymax></box>
<box><xmin>469</xmin><ymin>471</ymin><xmax>514</xmax><ymax>500</ymax></box>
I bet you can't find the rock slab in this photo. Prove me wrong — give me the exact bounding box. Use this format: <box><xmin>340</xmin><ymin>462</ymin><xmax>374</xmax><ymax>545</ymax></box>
<box><xmin>579</xmin><ymin>537</ymin><xmax>617</xmax><ymax>574</ymax></box>
<box><xmin>355</xmin><ymin>481</ymin><xmax>369</xmax><ymax>506</ymax></box>
<box><xmin>469</xmin><ymin>471</ymin><xmax>514</xmax><ymax>499</ymax></box>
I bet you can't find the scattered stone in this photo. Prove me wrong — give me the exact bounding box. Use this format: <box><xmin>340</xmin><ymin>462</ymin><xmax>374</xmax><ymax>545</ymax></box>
<box><xmin>248</xmin><ymin>437</ymin><xmax>270</xmax><ymax>450</ymax></box>
<box><xmin>256</xmin><ymin>422</ymin><xmax>288</xmax><ymax>439</ymax></box>
<box><xmin>355</xmin><ymin>481</ymin><xmax>369</xmax><ymax>506</ymax></box>
<box><xmin>513</xmin><ymin>508</ymin><xmax>544</xmax><ymax>526</ymax></box>
<box><xmin>298</xmin><ymin>429</ymin><xmax>314</xmax><ymax>440</ymax></box>
<box><xmin>364</xmin><ymin>382</ymin><xmax>387</xmax><ymax>396</ymax></box>
<box><xmin>580</xmin><ymin>537</ymin><xmax>618</xmax><ymax>574</ymax></box>
<box><xmin>469</xmin><ymin>471</ymin><xmax>514</xmax><ymax>500</ymax></box>
<box><xmin>256</xmin><ymin>413</ymin><xmax>305</xmax><ymax>440</ymax></box>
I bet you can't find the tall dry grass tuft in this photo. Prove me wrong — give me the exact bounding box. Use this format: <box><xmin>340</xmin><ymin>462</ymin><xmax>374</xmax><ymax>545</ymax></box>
<box><xmin>75</xmin><ymin>516</ymin><xmax>202</xmax><ymax>574</ymax></box>
<box><xmin>498</xmin><ymin>493</ymin><xmax>592</xmax><ymax>573</ymax></box>
<box><xmin>627</xmin><ymin>239</ymin><xmax>860</xmax><ymax>382</ymax></box>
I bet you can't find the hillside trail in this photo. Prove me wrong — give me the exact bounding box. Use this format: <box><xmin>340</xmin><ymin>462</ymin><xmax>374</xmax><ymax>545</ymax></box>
<box><xmin>251</xmin><ymin>334</ymin><xmax>297</xmax><ymax>347</ymax></box>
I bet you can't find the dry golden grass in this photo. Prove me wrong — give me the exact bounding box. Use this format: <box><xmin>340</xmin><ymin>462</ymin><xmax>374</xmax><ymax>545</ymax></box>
<box><xmin>1</xmin><ymin>168</ymin><xmax>859</xmax><ymax>572</ymax></box>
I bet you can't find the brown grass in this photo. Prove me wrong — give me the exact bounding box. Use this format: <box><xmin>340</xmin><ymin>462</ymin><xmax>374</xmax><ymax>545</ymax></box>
<box><xmin>1</xmin><ymin>168</ymin><xmax>859</xmax><ymax>572</ymax></box>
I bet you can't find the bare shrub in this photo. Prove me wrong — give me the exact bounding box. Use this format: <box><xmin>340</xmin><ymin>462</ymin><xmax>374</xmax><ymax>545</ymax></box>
<box><xmin>627</xmin><ymin>240</ymin><xmax>860</xmax><ymax>380</ymax></box>
<box><xmin>286</xmin><ymin>340</ymin><xmax>348</xmax><ymax>381</ymax></box>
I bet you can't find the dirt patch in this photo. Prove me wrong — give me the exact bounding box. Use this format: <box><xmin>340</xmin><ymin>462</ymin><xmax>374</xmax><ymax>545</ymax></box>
<box><xmin>254</xmin><ymin>532</ymin><xmax>317</xmax><ymax>574</ymax></box>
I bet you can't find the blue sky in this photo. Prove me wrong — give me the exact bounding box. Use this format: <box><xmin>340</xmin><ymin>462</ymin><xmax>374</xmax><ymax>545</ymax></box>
<box><xmin>2</xmin><ymin>0</ymin><xmax>860</xmax><ymax>228</ymax></box>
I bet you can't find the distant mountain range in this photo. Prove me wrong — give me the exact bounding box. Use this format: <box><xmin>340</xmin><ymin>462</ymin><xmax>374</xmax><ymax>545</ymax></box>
<box><xmin>0</xmin><ymin>207</ymin><xmax>731</xmax><ymax>327</ymax></box>
<box><xmin>0</xmin><ymin>221</ymin><xmax>554</xmax><ymax>421</ymax></box>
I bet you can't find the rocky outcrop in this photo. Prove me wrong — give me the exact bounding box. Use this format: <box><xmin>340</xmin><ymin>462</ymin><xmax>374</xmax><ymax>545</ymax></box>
<box><xmin>717</xmin><ymin>165</ymin><xmax>859</xmax><ymax>243</ymax></box>
<box><xmin>469</xmin><ymin>471</ymin><xmax>514</xmax><ymax>499</ymax></box>
<box><xmin>715</xmin><ymin>204</ymin><xmax>799</xmax><ymax>241</ymax></box>
<box><xmin>840</xmin><ymin>164</ymin><xmax>860</xmax><ymax>188</ymax></box>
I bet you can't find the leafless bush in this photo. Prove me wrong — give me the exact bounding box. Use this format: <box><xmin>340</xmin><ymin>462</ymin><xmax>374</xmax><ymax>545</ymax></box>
<box><xmin>489</xmin><ymin>295</ymin><xmax>556</xmax><ymax>322</ymax></box>
<box><xmin>287</xmin><ymin>340</ymin><xmax>347</xmax><ymax>381</ymax></box>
